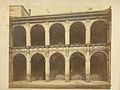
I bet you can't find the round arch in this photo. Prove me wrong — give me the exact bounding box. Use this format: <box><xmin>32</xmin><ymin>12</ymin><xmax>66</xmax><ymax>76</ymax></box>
<box><xmin>70</xmin><ymin>52</ymin><xmax>85</xmax><ymax>80</ymax></box>
<box><xmin>31</xmin><ymin>53</ymin><xmax>45</xmax><ymax>80</ymax></box>
<box><xmin>50</xmin><ymin>52</ymin><xmax>65</xmax><ymax>80</ymax></box>
<box><xmin>69</xmin><ymin>51</ymin><xmax>85</xmax><ymax>60</ymax></box>
<box><xmin>13</xmin><ymin>54</ymin><xmax>26</xmax><ymax>81</ymax></box>
<box><xmin>90</xmin><ymin>20</ymin><xmax>108</xmax><ymax>44</ymax></box>
<box><xmin>12</xmin><ymin>26</ymin><xmax>26</xmax><ymax>47</ymax></box>
<box><xmin>50</xmin><ymin>23</ymin><xmax>65</xmax><ymax>45</ymax></box>
<box><xmin>90</xmin><ymin>52</ymin><xmax>108</xmax><ymax>81</ymax></box>
<box><xmin>70</xmin><ymin>22</ymin><xmax>86</xmax><ymax>44</ymax></box>
<box><xmin>90</xmin><ymin>51</ymin><xmax>108</xmax><ymax>59</ymax></box>
<box><xmin>31</xmin><ymin>24</ymin><xmax>45</xmax><ymax>46</ymax></box>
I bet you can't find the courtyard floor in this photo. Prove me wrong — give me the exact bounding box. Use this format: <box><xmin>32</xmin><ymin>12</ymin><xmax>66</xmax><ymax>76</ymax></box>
<box><xmin>9</xmin><ymin>80</ymin><xmax>110</xmax><ymax>89</ymax></box>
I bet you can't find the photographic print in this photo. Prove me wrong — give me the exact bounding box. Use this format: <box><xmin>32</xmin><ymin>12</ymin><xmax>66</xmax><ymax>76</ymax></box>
<box><xmin>8</xmin><ymin>0</ymin><xmax>111</xmax><ymax>89</ymax></box>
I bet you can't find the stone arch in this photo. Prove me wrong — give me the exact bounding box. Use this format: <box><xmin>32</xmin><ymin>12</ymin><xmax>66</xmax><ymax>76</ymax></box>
<box><xmin>90</xmin><ymin>20</ymin><xmax>108</xmax><ymax>44</ymax></box>
<box><xmin>13</xmin><ymin>52</ymin><xmax>26</xmax><ymax>58</ymax></box>
<box><xmin>31</xmin><ymin>24</ymin><xmax>45</xmax><ymax>46</ymax></box>
<box><xmin>70</xmin><ymin>52</ymin><xmax>85</xmax><ymax>80</ymax></box>
<box><xmin>50</xmin><ymin>23</ymin><xmax>65</xmax><ymax>45</ymax></box>
<box><xmin>50</xmin><ymin>52</ymin><xmax>65</xmax><ymax>80</ymax></box>
<box><xmin>69</xmin><ymin>51</ymin><xmax>85</xmax><ymax>60</ymax></box>
<box><xmin>70</xmin><ymin>22</ymin><xmax>86</xmax><ymax>44</ymax></box>
<box><xmin>30</xmin><ymin>52</ymin><xmax>45</xmax><ymax>60</ymax></box>
<box><xmin>31</xmin><ymin>53</ymin><xmax>45</xmax><ymax>80</ymax></box>
<box><xmin>49</xmin><ymin>51</ymin><xmax>65</xmax><ymax>59</ymax></box>
<box><xmin>12</xmin><ymin>25</ymin><xmax>26</xmax><ymax>47</ymax></box>
<box><xmin>90</xmin><ymin>51</ymin><xmax>108</xmax><ymax>59</ymax></box>
<box><xmin>90</xmin><ymin>52</ymin><xmax>108</xmax><ymax>81</ymax></box>
<box><xmin>13</xmin><ymin>54</ymin><xmax>26</xmax><ymax>81</ymax></box>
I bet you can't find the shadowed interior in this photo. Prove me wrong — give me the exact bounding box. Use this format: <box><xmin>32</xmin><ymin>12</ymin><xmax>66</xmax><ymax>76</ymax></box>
<box><xmin>31</xmin><ymin>53</ymin><xmax>45</xmax><ymax>80</ymax></box>
<box><xmin>90</xmin><ymin>52</ymin><xmax>107</xmax><ymax>81</ymax></box>
<box><xmin>13</xmin><ymin>54</ymin><xmax>26</xmax><ymax>81</ymax></box>
<box><xmin>70</xmin><ymin>52</ymin><xmax>85</xmax><ymax>80</ymax></box>
<box><xmin>12</xmin><ymin>26</ymin><xmax>26</xmax><ymax>47</ymax></box>
<box><xmin>50</xmin><ymin>23</ymin><xmax>65</xmax><ymax>45</ymax></box>
<box><xmin>50</xmin><ymin>53</ymin><xmax>65</xmax><ymax>80</ymax></box>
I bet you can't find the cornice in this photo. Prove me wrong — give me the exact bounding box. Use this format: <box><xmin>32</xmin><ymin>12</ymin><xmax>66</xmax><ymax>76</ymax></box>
<box><xmin>10</xmin><ymin>8</ymin><xmax>111</xmax><ymax>25</ymax></box>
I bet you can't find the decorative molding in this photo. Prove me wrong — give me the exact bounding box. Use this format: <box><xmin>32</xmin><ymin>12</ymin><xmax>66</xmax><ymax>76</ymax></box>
<box><xmin>10</xmin><ymin>9</ymin><xmax>110</xmax><ymax>25</ymax></box>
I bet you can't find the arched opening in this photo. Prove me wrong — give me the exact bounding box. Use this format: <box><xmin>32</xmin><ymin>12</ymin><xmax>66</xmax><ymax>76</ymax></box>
<box><xmin>91</xmin><ymin>20</ymin><xmax>108</xmax><ymax>44</ymax></box>
<box><xmin>70</xmin><ymin>22</ymin><xmax>86</xmax><ymax>44</ymax></box>
<box><xmin>50</xmin><ymin>23</ymin><xmax>65</xmax><ymax>45</ymax></box>
<box><xmin>31</xmin><ymin>25</ymin><xmax>45</xmax><ymax>46</ymax></box>
<box><xmin>50</xmin><ymin>53</ymin><xmax>65</xmax><ymax>80</ymax></box>
<box><xmin>90</xmin><ymin>52</ymin><xmax>107</xmax><ymax>81</ymax></box>
<box><xmin>31</xmin><ymin>53</ymin><xmax>45</xmax><ymax>80</ymax></box>
<box><xmin>13</xmin><ymin>54</ymin><xmax>26</xmax><ymax>81</ymax></box>
<box><xmin>12</xmin><ymin>26</ymin><xmax>26</xmax><ymax>47</ymax></box>
<box><xmin>70</xmin><ymin>52</ymin><xmax>85</xmax><ymax>80</ymax></box>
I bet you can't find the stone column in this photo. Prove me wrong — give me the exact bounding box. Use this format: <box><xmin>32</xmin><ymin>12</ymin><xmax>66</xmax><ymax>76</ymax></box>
<box><xmin>10</xmin><ymin>26</ymin><xmax>13</xmax><ymax>47</ymax></box>
<box><xmin>65</xmin><ymin>21</ymin><xmax>70</xmax><ymax>45</ymax></box>
<box><xmin>85</xmin><ymin>47</ymin><xmax>90</xmax><ymax>82</ymax></box>
<box><xmin>9</xmin><ymin>60</ymin><xmax>14</xmax><ymax>82</ymax></box>
<box><xmin>85</xmin><ymin>19</ymin><xmax>91</xmax><ymax>44</ymax></box>
<box><xmin>108</xmin><ymin>51</ymin><xmax>111</xmax><ymax>83</ymax></box>
<box><xmin>107</xmin><ymin>18</ymin><xmax>111</xmax><ymax>43</ymax></box>
<box><xmin>65</xmin><ymin>56</ymin><xmax>70</xmax><ymax>82</ymax></box>
<box><xmin>107</xmin><ymin>58</ymin><xmax>109</xmax><ymax>82</ymax></box>
<box><xmin>26</xmin><ymin>53</ymin><xmax>31</xmax><ymax>81</ymax></box>
<box><xmin>45</xmin><ymin>59</ymin><xmax>50</xmax><ymax>81</ymax></box>
<box><xmin>25</xmin><ymin>22</ymin><xmax>31</xmax><ymax>46</ymax></box>
<box><xmin>45</xmin><ymin>22</ymin><xmax>50</xmax><ymax>45</ymax></box>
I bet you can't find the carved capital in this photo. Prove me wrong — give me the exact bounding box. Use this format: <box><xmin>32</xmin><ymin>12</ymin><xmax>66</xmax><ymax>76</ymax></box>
<box><xmin>86</xmin><ymin>19</ymin><xmax>90</xmax><ymax>23</ymax></box>
<box><xmin>45</xmin><ymin>22</ymin><xmax>49</xmax><ymax>25</ymax></box>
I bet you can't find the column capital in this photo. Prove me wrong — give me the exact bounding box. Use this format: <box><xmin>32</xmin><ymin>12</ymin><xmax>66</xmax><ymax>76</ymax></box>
<box><xmin>65</xmin><ymin>59</ymin><xmax>69</xmax><ymax>62</ymax></box>
<box><xmin>10</xmin><ymin>60</ymin><xmax>14</xmax><ymax>62</ymax></box>
<box><xmin>65</xmin><ymin>20</ymin><xmax>70</xmax><ymax>29</ymax></box>
<box><xmin>45</xmin><ymin>22</ymin><xmax>49</xmax><ymax>25</ymax></box>
<box><xmin>65</xmin><ymin>20</ymin><xmax>70</xmax><ymax>24</ymax></box>
<box><xmin>86</xmin><ymin>19</ymin><xmax>91</xmax><ymax>23</ymax></box>
<box><xmin>27</xmin><ymin>60</ymin><xmax>31</xmax><ymax>63</ymax></box>
<box><xmin>25</xmin><ymin>22</ymin><xmax>30</xmax><ymax>25</ymax></box>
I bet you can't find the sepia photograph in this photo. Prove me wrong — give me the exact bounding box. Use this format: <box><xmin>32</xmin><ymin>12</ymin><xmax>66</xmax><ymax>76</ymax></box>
<box><xmin>9</xmin><ymin>0</ymin><xmax>111</xmax><ymax>89</ymax></box>
<box><xmin>0</xmin><ymin>0</ymin><xmax>120</xmax><ymax>90</ymax></box>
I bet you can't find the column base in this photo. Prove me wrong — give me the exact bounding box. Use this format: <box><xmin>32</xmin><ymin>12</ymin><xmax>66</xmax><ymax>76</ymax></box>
<box><xmin>27</xmin><ymin>75</ymin><xmax>32</xmax><ymax>82</ymax></box>
<box><xmin>9</xmin><ymin>78</ymin><xmax>14</xmax><ymax>82</ymax></box>
<box><xmin>85</xmin><ymin>77</ymin><xmax>90</xmax><ymax>82</ymax></box>
<box><xmin>46</xmin><ymin>75</ymin><xmax>50</xmax><ymax>82</ymax></box>
<box><xmin>86</xmin><ymin>79</ymin><xmax>90</xmax><ymax>82</ymax></box>
<box><xmin>65</xmin><ymin>75</ymin><xmax>70</xmax><ymax>82</ymax></box>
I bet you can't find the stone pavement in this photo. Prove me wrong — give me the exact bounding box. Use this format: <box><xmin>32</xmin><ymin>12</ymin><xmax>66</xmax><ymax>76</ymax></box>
<box><xmin>9</xmin><ymin>80</ymin><xmax>111</xmax><ymax>89</ymax></box>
